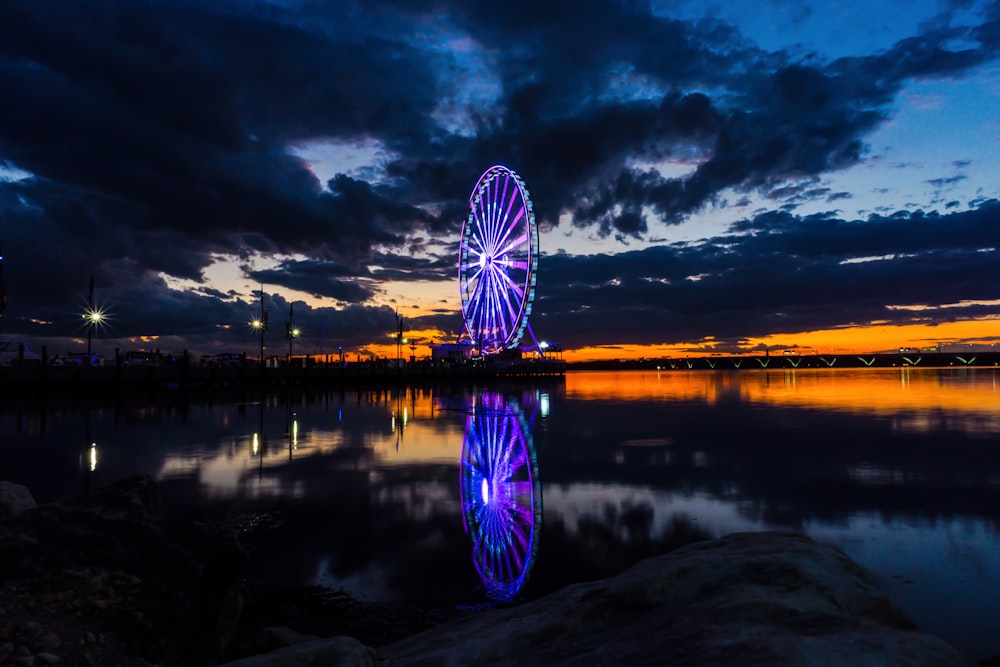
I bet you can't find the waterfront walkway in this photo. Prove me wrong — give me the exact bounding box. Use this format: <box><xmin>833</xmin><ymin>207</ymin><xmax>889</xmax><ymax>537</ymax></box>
<box><xmin>0</xmin><ymin>358</ymin><xmax>567</xmax><ymax>396</ymax></box>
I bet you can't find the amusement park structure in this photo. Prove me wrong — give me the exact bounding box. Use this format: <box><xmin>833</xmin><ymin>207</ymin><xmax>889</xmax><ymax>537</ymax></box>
<box><xmin>458</xmin><ymin>165</ymin><xmax>546</xmax><ymax>358</ymax></box>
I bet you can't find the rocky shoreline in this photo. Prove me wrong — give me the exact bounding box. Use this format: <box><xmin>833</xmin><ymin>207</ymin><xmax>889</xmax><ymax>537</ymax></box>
<box><xmin>1</xmin><ymin>478</ymin><xmax>993</xmax><ymax>666</ymax></box>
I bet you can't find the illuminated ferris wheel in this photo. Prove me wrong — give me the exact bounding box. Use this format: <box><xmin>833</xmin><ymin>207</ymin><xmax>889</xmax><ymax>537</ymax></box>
<box><xmin>459</xmin><ymin>165</ymin><xmax>539</xmax><ymax>355</ymax></box>
<box><xmin>460</xmin><ymin>392</ymin><xmax>541</xmax><ymax>601</ymax></box>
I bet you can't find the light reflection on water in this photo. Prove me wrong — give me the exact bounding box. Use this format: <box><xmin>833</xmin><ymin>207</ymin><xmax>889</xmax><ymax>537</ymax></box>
<box><xmin>1</xmin><ymin>369</ymin><xmax>999</xmax><ymax>659</ymax></box>
<box><xmin>566</xmin><ymin>368</ymin><xmax>1000</xmax><ymax>433</ymax></box>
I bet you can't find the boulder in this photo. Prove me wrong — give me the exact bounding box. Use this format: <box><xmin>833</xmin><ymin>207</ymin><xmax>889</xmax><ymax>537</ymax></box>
<box><xmin>218</xmin><ymin>636</ymin><xmax>376</xmax><ymax>667</ymax></box>
<box><xmin>372</xmin><ymin>531</ymin><xmax>972</xmax><ymax>666</ymax></box>
<box><xmin>0</xmin><ymin>481</ymin><xmax>36</xmax><ymax>518</ymax></box>
<box><xmin>234</xmin><ymin>625</ymin><xmax>319</xmax><ymax>659</ymax></box>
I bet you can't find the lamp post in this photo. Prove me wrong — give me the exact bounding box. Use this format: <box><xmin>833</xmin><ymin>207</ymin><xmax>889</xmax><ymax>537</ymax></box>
<box><xmin>395</xmin><ymin>312</ymin><xmax>403</xmax><ymax>367</ymax></box>
<box><xmin>83</xmin><ymin>273</ymin><xmax>103</xmax><ymax>367</ymax></box>
<box><xmin>250</xmin><ymin>283</ymin><xmax>267</xmax><ymax>365</ymax></box>
<box><xmin>286</xmin><ymin>304</ymin><xmax>299</xmax><ymax>364</ymax></box>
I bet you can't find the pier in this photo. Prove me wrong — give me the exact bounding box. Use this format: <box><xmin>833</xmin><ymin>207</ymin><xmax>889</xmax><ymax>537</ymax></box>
<box><xmin>569</xmin><ymin>351</ymin><xmax>1000</xmax><ymax>371</ymax></box>
<box><xmin>0</xmin><ymin>357</ymin><xmax>567</xmax><ymax>396</ymax></box>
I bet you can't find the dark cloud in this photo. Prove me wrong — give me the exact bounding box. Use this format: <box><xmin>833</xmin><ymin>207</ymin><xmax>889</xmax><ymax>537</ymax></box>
<box><xmin>250</xmin><ymin>259</ymin><xmax>376</xmax><ymax>303</ymax></box>
<box><xmin>0</xmin><ymin>0</ymin><xmax>439</xmax><ymax>260</ymax></box>
<box><xmin>388</xmin><ymin>2</ymin><xmax>998</xmax><ymax>238</ymax></box>
<box><xmin>0</xmin><ymin>0</ymin><xmax>998</xmax><ymax>356</ymax></box>
<box><xmin>927</xmin><ymin>174</ymin><xmax>969</xmax><ymax>188</ymax></box>
<box><xmin>532</xmin><ymin>200</ymin><xmax>1000</xmax><ymax>348</ymax></box>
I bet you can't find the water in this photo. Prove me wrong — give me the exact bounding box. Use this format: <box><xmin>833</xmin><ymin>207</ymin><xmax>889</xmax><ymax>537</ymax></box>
<box><xmin>2</xmin><ymin>368</ymin><xmax>999</xmax><ymax>659</ymax></box>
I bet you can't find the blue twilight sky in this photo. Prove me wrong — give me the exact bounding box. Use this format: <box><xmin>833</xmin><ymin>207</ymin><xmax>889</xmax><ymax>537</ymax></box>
<box><xmin>0</xmin><ymin>0</ymin><xmax>998</xmax><ymax>358</ymax></box>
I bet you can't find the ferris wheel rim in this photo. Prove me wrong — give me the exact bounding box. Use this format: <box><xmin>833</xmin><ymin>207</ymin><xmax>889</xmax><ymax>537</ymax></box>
<box><xmin>458</xmin><ymin>165</ymin><xmax>538</xmax><ymax>355</ymax></box>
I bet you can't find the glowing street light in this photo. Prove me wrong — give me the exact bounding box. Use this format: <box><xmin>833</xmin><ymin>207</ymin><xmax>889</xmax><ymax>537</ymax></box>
<box><xmin>250</xmin><ymin>283</ymin><xmax>268</xmax><ymax>364</ymax></box>
<box><xmin>83</xmin><ymin>274</ymin><xmax>103</xmax><ymax>366</ymax></box>
<box><xmin>395</xmin><ymin>312</ymin><xmax>404</xmax><ymax>366</ymax></box>
<box><xmin>85</xmin><ymin>309</ymin><xmax>103</xmax><ymax>325</ymax></box>
<box><xmin>286</xmin><ymin>304</ymin><xmax>299</xmax><ymax>363</ymax></box>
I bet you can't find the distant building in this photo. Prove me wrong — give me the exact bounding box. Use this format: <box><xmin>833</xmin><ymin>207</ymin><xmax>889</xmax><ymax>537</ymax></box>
<box><xmin>120</xmin><ymin>350</ymin><xmax>162</xmax><ymax>366</ymax></box>
<box><xmin>432</xmin><ymin>341</ymin><xmax>475</xmax><ymax>363</ymax></box>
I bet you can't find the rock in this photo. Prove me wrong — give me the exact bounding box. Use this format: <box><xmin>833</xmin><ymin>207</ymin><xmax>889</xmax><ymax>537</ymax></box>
<box><xmin>12</xmin><ymin>644</ymin><xmax>33</xmax><ymax>666</ymax></box>
<box><xmin>37</xmin><ymin>631</ymin><xmax>61</xmax><ymax>650</ymax></box>
<box><xmin>235</xmin><ymin>625</ymin><xmax>319</xmax><ymax>657</ymax></box>
<box><xmin>0</xmin><ymin>475</ymin><xmax>248</xmax><ymax>666</ymax></box>
<box><xmin>373</xmin><ymin>531</ymin><xmax>973</xmax><ymax>666</ymax></box>
<box><xmin>0</xmin><ymin>482</ymin><xmax>36</xmax><ymax>518</ymax></box>
<box><xmin>217</xmin><ymin>636</ymin><xmax>376</xmax><ymax>667</ymax></box>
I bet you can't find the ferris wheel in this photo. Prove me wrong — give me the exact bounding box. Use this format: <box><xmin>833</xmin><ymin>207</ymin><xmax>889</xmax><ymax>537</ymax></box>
<box><xmin>460</xmin><ymin>392</ymin><xmax>541</xmax><ymax>601</ymax></box>
<box><xmin>459</xmin><ymin>165</ymin><xmax>539</xmax><ymax>355</ymax></box>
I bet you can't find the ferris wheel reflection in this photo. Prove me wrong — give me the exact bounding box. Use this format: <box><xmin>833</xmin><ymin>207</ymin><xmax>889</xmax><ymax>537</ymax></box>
<box><xmin>460</xmin><ymin>392</ymin><xmax>542</xmax><ymax>602</ymax></box>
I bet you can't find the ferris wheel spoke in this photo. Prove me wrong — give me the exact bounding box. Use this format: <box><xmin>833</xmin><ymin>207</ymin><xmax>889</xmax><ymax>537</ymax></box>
<box><xmin>466</xmin><ymin>274</ymin><xmax>487</xmax><ymax>318</ymax></box>
<box><xmin>477</xmin><ymin>285</ymin><xmax>497</xmax><ymax>342</ymax></box>
<box><xmin>487</xmin><ymin>272</ymin><xmax>506</xmax><ymax>341</ymax></box>
<box><xmin>493</xmin><ymin>176</ymin><xmax>519</xmax><ymax>252</ymax></box>
<box><xmin>493</xmin><ymin>204</ymin><xmax>525</xmax><ymax>257</ymax></box>
<box><xmin>498</xmin><ymin>269</ymin><xmax>526</xmax><ymax>299</ymax></box>
<box><xmin>477</xmin><ymin>188</ymin><xmax>490</xmax><ymax>235</ymax></box>
<box><xmin>493</xmin><ymin>266</ymin><xmax>520</xmax><ymax>302</ymax></box>
<box><xmin>477</xmin><ymin>276</ymin><xmax>497</xmax><ymax>343</ymax></box>
<box><xmin>461</xmin><ymin>262</ymin><xmax>485</xmax><ymax>287</ymax></box>
<box><xmin>496</xmin><ymin>230</ymin><xmax>529</xmax><ymax>260</ymax></box>
<box><xmin>468</xmin><ymin>280</ymin><xmax>491</xmax><ymax>336</ymax></box>
<box><xmin>471</xmin><ymin>223</ymin><xmax>489</xmax><ymax>255</ymax></box>
<box><xmin>486</xmin><ymin>179</ymin><xmax>495</xmax><ymax>238</ymax></box>
<box><xmin>498</xmin><ymin>276</ymin><xmax>517</xmax><ymax>339</ymax></box>
<box><xmin>489</xmin><ymin>275</ymin><xmax>518</xmax><ymax>327</ymax></box>
<box><xmin>507</xmin><ymin>480</ymin><xmax>534</xmax><ymax>500</ymax></box>
<box><xmin>488</xmin><ymin>175</ymin><xmax>504</xmax><ymax>251</ymax></box>
<box><xmin>497</xmin><ymin>281</ymin><xmax>520</xmax><ymax>330</ymax></box>
<box><xmin>490</xmin><ymin>174</ymin><xmax>510</xmax><ymax>248</ymax></box>
<box><xmin>492</xmin><ymin>174</ymin><xmax>518</xmax><ymax>249</ymax></box>
<box><xmin>459</xmin><ymin>262</ymin><xmax>482</xmax><ymax>277</ymax></box>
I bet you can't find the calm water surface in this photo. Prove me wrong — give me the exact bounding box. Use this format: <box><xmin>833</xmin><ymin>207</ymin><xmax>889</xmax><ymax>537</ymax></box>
<box><xmin>2</xmin><ymin>368</ymin><xmax>999</xmax><ymax>659</ymax></box>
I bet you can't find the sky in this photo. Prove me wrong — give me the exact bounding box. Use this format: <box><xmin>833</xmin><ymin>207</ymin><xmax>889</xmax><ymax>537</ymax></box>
<box><xmin>1</xmin><ymin>0</ymin><xmax>999</xmax><ymax>362</ymax></box>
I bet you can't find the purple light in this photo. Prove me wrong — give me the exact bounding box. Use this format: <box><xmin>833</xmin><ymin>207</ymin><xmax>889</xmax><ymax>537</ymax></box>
<box><xmin>460</xmin><ymin>392</ymin><xmax>541</xmax><ymax>601</ymax></box>
<box><xmin>459</xmin><ymin>165</ymin><xmax>539</xmax><ymax>354</ymax></box>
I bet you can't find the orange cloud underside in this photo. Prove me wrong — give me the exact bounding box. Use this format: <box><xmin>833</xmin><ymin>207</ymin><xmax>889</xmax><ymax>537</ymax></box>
<box><xmin>563</xmin><ymin>317</ymin><xmax>1000</xmax><ymax>362</ymax></box>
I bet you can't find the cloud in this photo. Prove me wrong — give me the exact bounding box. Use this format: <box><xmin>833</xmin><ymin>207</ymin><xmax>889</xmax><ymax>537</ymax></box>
<box><xmin>0</xmin><ymin>0</ymin><xmax>998</xmax><ymax>355</ymax></box>
<box><xmin>250</xmin><ymin>259</ymin><xmax>377</xmax><ymax>303</ymax></box>
<box><xmin>926</xmin><ymin>174</ymin><xmax>969</xmax><ymax>188</ymax></box>
<box><xmin>531</xmin><ymin>200</ymin><xmax>1000</xmax><ymax>348</ymax></box>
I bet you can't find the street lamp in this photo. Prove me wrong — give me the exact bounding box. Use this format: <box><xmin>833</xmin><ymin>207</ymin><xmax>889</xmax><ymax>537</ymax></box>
<box><xmin>396</xmin><ymin>312</ymin><xmax>403</xmax><ymax>367</ymax></box>
<box><xmin>250</xmin><ymin>316</ymin><xmax>267</xmax><ymax>363</ymax></box>
<box><xmin>285</xmin><ymin>304</ymin><xmax>299</xmax><ymax>364</ymax></box>
<box><xmin>287</xmin><ymin>325</ymin><xmax>300</xmax><ymax>362</ymax></box>
<box><xmin>250</xmin><ymin>283</ymin><xmax>268</xmax><ymax>365</ymax></box>
<box><xmin>83</xmin><ymin>273</ymin><xmax>103</xmax><ymax>366</ymax></box>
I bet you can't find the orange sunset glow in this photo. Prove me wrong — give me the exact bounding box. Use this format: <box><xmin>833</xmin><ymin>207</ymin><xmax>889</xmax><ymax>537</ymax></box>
<box><xmin>560</xmin><ymin>317</ymin><xmax>1000</xmax><ymax>362</ymax></box>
